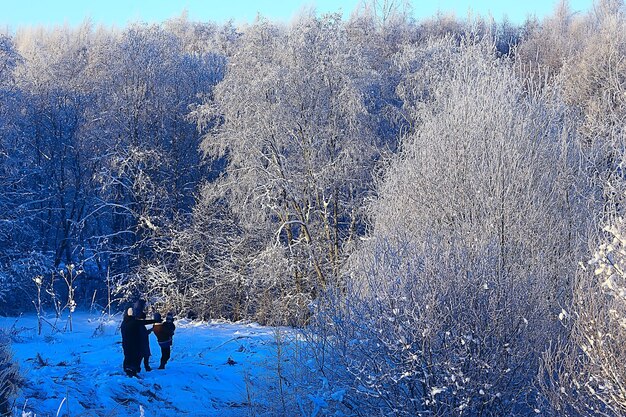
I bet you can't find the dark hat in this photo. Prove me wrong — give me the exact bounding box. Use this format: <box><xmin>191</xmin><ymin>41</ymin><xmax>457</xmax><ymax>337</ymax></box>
<box><xmin>166</xmin><ymin>312</ymin><xmax>174</xmax><ymax>322</ymax></box>
<box><xmin>133</xmin><ymin>299</ymin><xmax>146</xmax><ymax>314</ymax></box>
<box><xmin>153</xmin><ymin>312</ymin><xmax>162</xmax><ymax>321</ymax></box>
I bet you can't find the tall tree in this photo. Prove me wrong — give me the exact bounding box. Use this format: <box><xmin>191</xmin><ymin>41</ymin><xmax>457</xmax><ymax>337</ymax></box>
<box><xmin>12</xmin><ymin>22</ymin><xmax>97</xmax><ymax>267</ymax></box>
<box><xmin>191</xmin><ymin>13</ymin><xmax>379</xmax><ymax>323</ymax></box>
<box><xmin>85</xmin><ymin>23</ymin><xmax>224</xmax><ymax>291</ymax></box>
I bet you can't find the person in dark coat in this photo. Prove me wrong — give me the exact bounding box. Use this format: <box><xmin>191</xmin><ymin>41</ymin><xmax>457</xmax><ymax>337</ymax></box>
<box><xmin>121</xmin><ymin>307</ymin><xmax>141</xmax><ymax>377</ymax></box>
<box><xmin>133</xmin><ymin>299</ymin><xmax>160</xmax><ymax>372</ymax></box>
<box><xmin>121</xmin><ymin>300</ymin><xmax>161</xmax><ymax>377</ymax></box>
<box><xmin>152</xmin><ymin>312</ymin><xmax>176</xmax><ymax>369</ymax></box>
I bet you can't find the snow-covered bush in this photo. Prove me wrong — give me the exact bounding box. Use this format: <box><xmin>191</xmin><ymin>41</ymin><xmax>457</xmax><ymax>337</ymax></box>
<box><xmin>119</xmin><ymin>188</ymin><xmax>280</xmax><ymax>322</ymax></box>
<box><xmin>542</xmin><ymin>217</ymin><xmax>626</xmax><ymax>416</ymax></box>
<box><xmin>0</xmin><ymin>331</ymin><xmax>20</xmax><ymax>416</ymax></box>
<box><xmin>0</xmin><ymin>251</ymin><xmax>54</xmax><ymax>315</ymax></box>
<box><xmin>307</xmin><ymin>39</ymin><xmax>588</xmax><ymax>416</ymax></box>
<box><xmin>312</xmin><ymin>236</ymin><xmax>557</xmax><ymax>416</ymax></box>
<box><xmin>561</xmin><ymin>3</ymin><xmax>626</xmax><ymax>225</ymax></box>
<box><xmin>535</xmin><ymin>5</ymin><xmax>626</xmax><ymax>415</ymax></box>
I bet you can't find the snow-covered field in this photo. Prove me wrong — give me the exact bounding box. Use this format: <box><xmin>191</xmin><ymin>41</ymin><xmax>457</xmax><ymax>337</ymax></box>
<box><xmin>1</xmin><ymin>312</ymin><xmax>296</xmax><ymax>416</ymax></box>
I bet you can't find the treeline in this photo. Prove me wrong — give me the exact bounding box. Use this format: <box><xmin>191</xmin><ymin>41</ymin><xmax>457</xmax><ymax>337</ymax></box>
<box><xmin>1</xmin><ymin>0</ymin><xmax>626</xmax><ymax>414</ymax></box>
<box><xmin>0</xmin><ymin>16</ymin><xmax>229</xmax><ymax>312</ymax></box>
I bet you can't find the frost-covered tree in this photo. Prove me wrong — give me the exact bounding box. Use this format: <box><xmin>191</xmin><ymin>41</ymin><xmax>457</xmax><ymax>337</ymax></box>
<box><xmin>516</xmin><ymin>0</ymin><xmax>590</xmax><ymax>80</ymax></box>
<box><xmin>9</xmin><ymin>22</ymin><xmax>104</xmax><ymax>280</ymax></box>
<box><xmin>560</xmin><ymin>0</ymin><xmax>626</xmax><ymax>223</ymax></box>
<box><xmin>0</xmin><ymin>35</ymin><xmax>25</xmax><ymax>276</ymax></box>
<box><xmin>0</xmin><ymin>35</ymin><xmax>53</xmax><ymax>313</ymax></box>
<box><xmin>133</xmin><ymin>183</ymin><xmax>260</xmax><ymax>321</ymax></box>
<box><xmin>0</xmin><ymin>21</ymin><xmax>225</xmax><ymax>311</ymax></box>
<box><xmin>310</xmin><ymin>40</ymin><xmax>589</xmax><ymax>416</ymax></box>
<box><xmin>191</xmin><ymin>13</ymin><xmax>380</xmax><ymax>323</ymax></box>
<box><xmin>345</xmin><ymin>1</ymin><xmax>416</xmax><ymax>155</ymax></box>
<box><xmin>78</xmin><ymin>23</ymin><xmax>224</xmax><ymax>297</ymax></box>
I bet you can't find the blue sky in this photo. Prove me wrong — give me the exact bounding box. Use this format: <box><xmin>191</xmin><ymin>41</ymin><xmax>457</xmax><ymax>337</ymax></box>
<box><xmin>0</xmin><ymin>0</ymin><xmax>595</xmax><ymax>29</ymax></box>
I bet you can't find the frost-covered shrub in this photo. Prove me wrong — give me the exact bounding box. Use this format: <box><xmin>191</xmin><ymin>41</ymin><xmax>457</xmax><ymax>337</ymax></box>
<box><xmin>312</xmin><ymin>236</ymin><xmax>553</xmax><ymax>416</ymax></box>
<box><xmin>584</xmin><ymin>219</ymin><xmax>626</xmax><ymax>411</ymax></box>
<box><xmin>119</xmin><ymin>189</ymin><xmax>298</xmax><ymax>324</ymax></box>
<box><xmin>0</xmin><ymin>331</ymin><xmax>20</xmax><ymax>416</ymax></box>
<box><xmin>0</xmin><ymin>251</ymin><xmax>54</xmax><ymax>315</ymax></box>
<box><xmin>542</xmin><ymin>217</ymin><xmax>626</xmax><ymax>415</ymax></box>
<box><xmin>307</xmin><ymin>40</ymin><xmax>587</xmax><ymax>416</ymax></box>
<box><xmin>560</xmin><ymin>4</ymin><xmax>626</xmax><ymax>224</ymax></box>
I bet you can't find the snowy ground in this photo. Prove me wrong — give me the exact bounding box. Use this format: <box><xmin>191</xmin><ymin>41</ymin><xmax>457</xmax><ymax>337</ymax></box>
<box><xmin>1</xmin><ymin>312</ymin><xmax>299</xmax><ymax>417</ymax></box>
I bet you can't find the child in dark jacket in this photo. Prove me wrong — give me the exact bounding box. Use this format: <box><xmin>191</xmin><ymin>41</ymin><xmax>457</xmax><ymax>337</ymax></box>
<box><xmin>152</xmin><ymin>312</ymin><xmax>176</xmax><ymax>369</ymax></box>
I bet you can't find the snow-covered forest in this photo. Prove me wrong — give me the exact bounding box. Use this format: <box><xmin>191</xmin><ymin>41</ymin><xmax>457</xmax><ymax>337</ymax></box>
<box><xmin>2</xmin><ymin>0</ymin><xmax>626</xmax><ymax>415</ymax></box>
